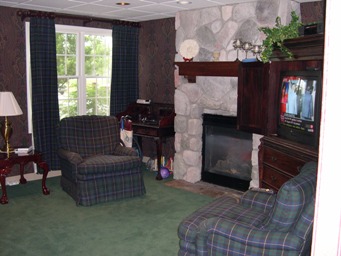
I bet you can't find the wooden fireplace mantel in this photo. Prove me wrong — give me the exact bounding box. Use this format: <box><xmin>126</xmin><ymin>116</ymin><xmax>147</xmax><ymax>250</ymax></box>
<box><xmin>175</xmin><ymin>34</ymin><xmax>324</xmax><ymax>83</ymax></box>
<box><xmin>174</xmin><ymin>61</ymin><xmax>239</xmax><ymax>83</ymax></box>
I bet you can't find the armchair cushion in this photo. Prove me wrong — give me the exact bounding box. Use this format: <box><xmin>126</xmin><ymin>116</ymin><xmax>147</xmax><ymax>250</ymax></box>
<box><xmin>76</xmin><ymin>155</ymin><xmax>141</xmax><ymax>178</ymax></box>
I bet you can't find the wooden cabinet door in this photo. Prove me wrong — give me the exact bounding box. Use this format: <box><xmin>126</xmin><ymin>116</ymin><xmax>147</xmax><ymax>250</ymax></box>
<box><xmin>237</xmin><ymin>62</ymin><xmax>269</xmax><ymax>134</ymax></box>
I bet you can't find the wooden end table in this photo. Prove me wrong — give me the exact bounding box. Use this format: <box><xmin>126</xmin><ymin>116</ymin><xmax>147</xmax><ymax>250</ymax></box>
<box><xmin>0</xmin><ymin>150</ymin><xmax>50</xmax><ymax>204</ymax></box>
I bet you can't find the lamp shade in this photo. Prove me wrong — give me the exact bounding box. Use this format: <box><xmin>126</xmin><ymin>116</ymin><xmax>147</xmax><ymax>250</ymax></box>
<box><xmin>0</xmin><ymin>92</ymin><xmax>23</xmax><ymax>116</ymax></box>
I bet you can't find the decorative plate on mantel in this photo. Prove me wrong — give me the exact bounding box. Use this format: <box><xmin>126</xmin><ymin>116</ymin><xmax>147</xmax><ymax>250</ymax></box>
<box><xmin>179</xmin><ymin>39</ymin><xmax>199</xmax><ymax>62</ymax></box>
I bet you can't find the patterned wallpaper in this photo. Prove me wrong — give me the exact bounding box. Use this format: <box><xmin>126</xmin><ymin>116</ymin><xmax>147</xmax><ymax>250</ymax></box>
<box><xmin>139</xmin><ymin>18</ymin><xmax>175</xmax><ymax>104</ymax></box>
<box><xmin>138</xmin><ymin>18</ymin><xmax>176</xmax><ymax>159</ymax></box>
<box><xmin>0</xmin><ymin>7</ymin><xmax>31</xmax><ymax>152</ymax></box>
<box><xmin>0</xmin><ymin>3</ymin><xmax>323</xmax><ymax>174</ymax></box>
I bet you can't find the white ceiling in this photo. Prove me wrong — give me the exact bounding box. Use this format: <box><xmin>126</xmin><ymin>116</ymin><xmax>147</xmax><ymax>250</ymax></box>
<box><xmin>0</xmin><ymin>0</ymin><xmax>321</xmax><ymax>22</ymax></box>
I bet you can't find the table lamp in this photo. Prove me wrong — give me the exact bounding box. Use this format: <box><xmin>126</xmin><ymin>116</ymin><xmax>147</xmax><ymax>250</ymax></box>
<box><xmin>0</xmin><ymin>92</ymin><xmax>23</xmax><ymax>153</ymax></box>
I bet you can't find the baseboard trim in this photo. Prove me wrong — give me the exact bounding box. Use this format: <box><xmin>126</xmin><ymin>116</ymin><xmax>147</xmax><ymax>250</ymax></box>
<box><xmin>4</xmin><ymin>171</ymin><xmax>61</xmax><ymax>186</ymax></box>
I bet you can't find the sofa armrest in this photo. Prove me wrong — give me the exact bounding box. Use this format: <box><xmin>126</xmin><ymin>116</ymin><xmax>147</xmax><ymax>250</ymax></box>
<box><xmin>58</xmin><ymin>148</ymin><xmax>83</xmax><ymax>165</ymax></box>
<box><xmin>240</xmin><ymin>189</ymin><xmax>276</xmax><ymax>213</ymax></box>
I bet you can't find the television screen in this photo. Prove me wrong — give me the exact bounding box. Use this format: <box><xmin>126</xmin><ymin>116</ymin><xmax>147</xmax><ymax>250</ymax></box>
<box><xmin>278</xmin><ymin>70</ymin><xmax>322</xmax><ymax>148</ymax></box>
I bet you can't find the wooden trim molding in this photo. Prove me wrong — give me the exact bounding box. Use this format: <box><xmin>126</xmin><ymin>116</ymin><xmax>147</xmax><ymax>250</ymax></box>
<box><xmin>175</xmin><ymin>61</ymin><xmax>239</xmax><ymax>83</ymax></box>
<box><xmin>271</xmin><ymin>34</ymin><xmax>324</xmax><ymax>61</ymax></box>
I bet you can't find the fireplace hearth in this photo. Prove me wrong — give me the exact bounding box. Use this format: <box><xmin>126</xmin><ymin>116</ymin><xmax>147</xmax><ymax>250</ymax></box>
<box><xmin>202</xmin><ymin>114</ymin><xmax>252</xmax><ymax>191</ymax></box>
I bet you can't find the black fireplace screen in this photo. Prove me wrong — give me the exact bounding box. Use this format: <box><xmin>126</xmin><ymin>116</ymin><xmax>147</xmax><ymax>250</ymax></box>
<box><xmin>202</xmin><ymin>114</ymin><xmax>252</xmax><ymax>191</ymax></box>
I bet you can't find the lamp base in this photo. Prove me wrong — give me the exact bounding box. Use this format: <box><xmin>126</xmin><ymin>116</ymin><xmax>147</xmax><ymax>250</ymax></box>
<box><xmin>0</xmin><ymin>145</ymin><xmax>14</xmax><ymax>153</ymax></box>
<box><xmin>1</xmin><ymin>117</ymin><xmax>14</xmax><ymax>154</ymax></box>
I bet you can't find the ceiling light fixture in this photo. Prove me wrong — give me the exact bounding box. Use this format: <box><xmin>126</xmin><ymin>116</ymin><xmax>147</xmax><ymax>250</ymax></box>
<box><xmin>116</xmin><ymin>2</ymin><xmax>130</xmax><ymax>6</ymax></box>
<box><xmin>177</xmin><ymin>0</ymin><xmax>192</xmax><ymax>4</ymax></box>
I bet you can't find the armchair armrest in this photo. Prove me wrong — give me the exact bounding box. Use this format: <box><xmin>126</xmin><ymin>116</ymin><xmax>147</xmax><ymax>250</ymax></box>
<box><xmin>240</xmin><ymin>189</ymin><xmax>276</xmax><ymax>213</ymax></box>
<box><xmin>197</xmin><ymin>217</ymin><xmax>303</xmax><ymax>255</ymax></box>
<box><xmin>58</xmin><ymin>148</ymin><xmax>83</xmax><ymax>165</ymax></box>
<box><xmin>113</xmin><ymin>144</ymin><xmax>139</xmax><ymax>157</ymax></box>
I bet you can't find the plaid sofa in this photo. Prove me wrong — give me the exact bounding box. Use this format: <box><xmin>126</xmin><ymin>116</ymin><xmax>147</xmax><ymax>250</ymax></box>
<box><xmin>178</xmin><ymin>161</ymin><xmax>317</xmax><ymax>256</ymax></box>
<box><xmin>57</xmin><ymin>115</ymin><xmax>146</xmax><ymax>206</ymax></box>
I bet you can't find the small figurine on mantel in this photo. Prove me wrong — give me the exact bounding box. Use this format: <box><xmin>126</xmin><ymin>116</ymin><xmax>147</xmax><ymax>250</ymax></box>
<box><xmin>212</xmin><ymin>51</ymin><xmax>220</xmax><ymax>61</ymax></box>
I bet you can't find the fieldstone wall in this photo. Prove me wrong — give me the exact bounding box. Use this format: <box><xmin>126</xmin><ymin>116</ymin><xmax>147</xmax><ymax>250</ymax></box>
<box><xmin>173</xmin><ymin>0</ymin><xmax>300</xmax><ymax>187</ymax></box>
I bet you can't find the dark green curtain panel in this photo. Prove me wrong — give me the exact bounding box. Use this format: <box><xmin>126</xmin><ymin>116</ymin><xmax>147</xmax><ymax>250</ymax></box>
<box><xmin>110</xmin><ymin>25</ymin><xmax>139</xmax><ymax>116</ymax></box>
<box><xmin>30</xmin><ymin>17</ymin><xmax>60</xmax><ymax>170</ymax></box>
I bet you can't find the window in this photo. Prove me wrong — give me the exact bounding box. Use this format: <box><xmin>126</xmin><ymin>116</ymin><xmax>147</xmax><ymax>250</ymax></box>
<box><xmin>56</xmin><ymin>25</ymin><xmax>112</xmax><ymax>118</ymax></box>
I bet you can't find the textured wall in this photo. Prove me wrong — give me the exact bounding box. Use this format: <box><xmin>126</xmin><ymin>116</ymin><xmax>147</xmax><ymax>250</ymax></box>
<box><xmin>138</xmin><ymin>18</ymin><xmax>176</xmax><ymax>159</ymax></box>
<box><xmin>0</xmin><ymin>7</ymin><xmax>30</xmax><ymax>151</ymax></box>
<box><xmin>0</xmin><ymin>7</ymin><xmax>32</xmax><ymax>175</ymax></box>
<box><xmin>139</xmin><ymin>18</ymin><xmax>175</xmax><ymax>104</ymax></box>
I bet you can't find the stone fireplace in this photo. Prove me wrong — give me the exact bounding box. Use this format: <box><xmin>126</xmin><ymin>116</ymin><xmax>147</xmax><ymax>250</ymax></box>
<box><xmin>173</xmin><ymin>75</ymin><xmax>261</xmax><ymax>188</ymax></box>
<box><xmin>202</xmin><ymin>114</ymin><xmax>253</xmax><ymax>191</ymax></box>
<box><xmin>173</xmin><ymin>0</ymin><xmax>300</xmax><ymax>188</ymax></box>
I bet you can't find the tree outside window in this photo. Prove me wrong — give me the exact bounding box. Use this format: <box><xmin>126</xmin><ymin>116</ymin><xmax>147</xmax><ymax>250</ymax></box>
<box><xmin>56</xmin><ymin>26</ymin><xmax>112</xmax><ymax>119</ymax></box>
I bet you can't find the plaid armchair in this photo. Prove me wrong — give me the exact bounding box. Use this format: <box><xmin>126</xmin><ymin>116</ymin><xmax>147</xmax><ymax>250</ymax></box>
<box><xmin>57</xmin><ymin>115</ymin><xmax>146</xmax><ymax>206</ymax></box>
<box><xmin>178</xmin><ymin>161</ymin><xmax>317</xmax><ymax>256</ymax></box>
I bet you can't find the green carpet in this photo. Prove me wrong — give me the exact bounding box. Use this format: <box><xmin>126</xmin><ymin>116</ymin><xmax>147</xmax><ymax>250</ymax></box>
<box><xmin>0</xmin><ymin>170</ymin><xmax>213</xmax><ymax>256</ymax></box>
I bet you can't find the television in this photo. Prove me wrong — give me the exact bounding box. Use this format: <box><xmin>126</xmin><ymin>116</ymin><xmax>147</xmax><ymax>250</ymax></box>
<box><xmin>277</xmin><ymin>70</ymin><xmax>322</xmax><ymax>148</ymax></box>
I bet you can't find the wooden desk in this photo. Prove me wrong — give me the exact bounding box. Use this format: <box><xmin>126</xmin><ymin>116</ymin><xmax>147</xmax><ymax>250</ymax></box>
<box><xmin>132</xmin><ymin>121</ymin><xmax>175</xmax><ymax>180</ymax></box>
<box><xmin>117</xmin><ymin>102</ymin><xmax>175</xmax><ymax>180</ymax></box>
<box><xmin>0</xmin><ymin>151</ymin><xmax>50</xmax><ymax>204</ymax></box>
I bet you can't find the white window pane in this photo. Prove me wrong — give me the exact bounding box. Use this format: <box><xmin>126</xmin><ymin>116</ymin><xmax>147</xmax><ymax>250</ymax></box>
<box><xmin>56</xmin><ymin>25</ymin><xmax>112</xmax><ymax>118</ymax></box>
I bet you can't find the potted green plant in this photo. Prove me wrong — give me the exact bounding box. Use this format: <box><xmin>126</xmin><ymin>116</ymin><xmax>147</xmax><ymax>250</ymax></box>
<box><xmin>259</xmin><ymin>11</ymin><xmax>302</xmax><ymax>63</ymax></box>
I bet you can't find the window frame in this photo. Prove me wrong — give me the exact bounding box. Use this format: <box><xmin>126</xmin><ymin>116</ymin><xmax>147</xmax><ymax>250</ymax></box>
<box><xmin>55</xmin><ymin>24</ymin><xmax>112</xmax><ymax>117</ymax></box>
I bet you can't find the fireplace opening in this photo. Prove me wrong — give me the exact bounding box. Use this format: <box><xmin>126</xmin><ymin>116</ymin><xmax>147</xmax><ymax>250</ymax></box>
<box><xmin>202</xmin><ymin>114</ymin><xmax>252</xmax><ymax>191</ymax></box>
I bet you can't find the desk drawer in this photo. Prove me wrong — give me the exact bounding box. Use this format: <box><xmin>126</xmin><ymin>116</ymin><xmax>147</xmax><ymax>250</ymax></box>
<box><xmin>262</xmin><ymin>165</ymin><xmax>291</xmax><ymax>190</ymax></box>
<box><xmin>263</xmin><ymin>147</ymin><xmax>304</xmax><ymax>176</ymax></box>
<box><xmin>133</xmin><ymin>126</ymin><xmax>158</xmax><ymax>137</ymax></box>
